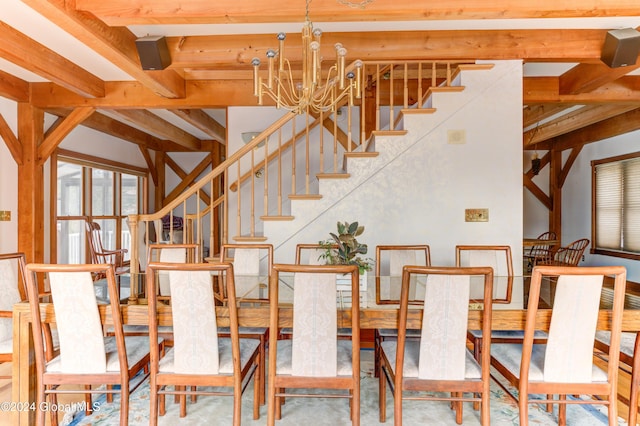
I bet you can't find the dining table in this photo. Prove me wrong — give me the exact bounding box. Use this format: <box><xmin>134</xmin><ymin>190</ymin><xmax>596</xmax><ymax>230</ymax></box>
<box><xmin>11</xmin><ymin>273</ymin><xmax>640</xmax><ymax>425</ymax></box>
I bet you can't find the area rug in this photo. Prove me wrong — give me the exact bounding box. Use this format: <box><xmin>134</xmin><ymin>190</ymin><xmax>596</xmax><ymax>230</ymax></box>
<box><xmin>67</xmin><ymin>350</ymin><xmax>620</xmax><ymax>425</ymax></box>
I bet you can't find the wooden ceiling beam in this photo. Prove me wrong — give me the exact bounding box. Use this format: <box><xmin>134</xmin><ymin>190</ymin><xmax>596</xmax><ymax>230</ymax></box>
<box><xmin>551</xmin><ymin>108</ymin><xmax>640</xmax><ymax>151</ymax></box>
<box><xmin>109</xmin><ymin>110</ymin><xmax>202</xmax><ymax>151</ymax></box>
<box><xmin>559</xmin><ymin>62</ymin><xmax>639</xmax><ymax>94</ymax></box>
<box><xmin>523</xmin><ymin>104</ymin><xmax>573</xmax><ymax>128</ymax></box>
<box><xmin>0</xmin><ymin>70</ymin><xmax>29</xmax><ymax>103</ymax></box>
<box><xmin>47</xmin><ymin>108</ymin><xmax>186</xmax><ymax>152</ymax></box>
<box><xmin>166</xmin><ymin>29</ymin><xmax>608</xmax><ymax>70</ymax></box>
<box><xmin>0</xmin><ymin>21</ymin><xmax>104</xmax><ymax>98</ymax></box>
<box><xmin>31</xmin><ymin>80</ymin><xmax>259</xmax><ymax>108</ymax></box>
<box><xmin>164</xmin><ymin>155</ymin><xmax>212</xmax><ymax>205</ymax></box>
<box><xmin>170</xmin><ymin>109</ymin><xmax>226</xmax><ymax>143</ymax></box>
<box><xmin>21</xmin><ymin>0</ymin><xmax>185</xmax><ymax>99</ymax></box>
<box><xmin>0</xmin><ymin>114</ymin><xmax>23</xmax><ymax>165</ymax></box>
<box><xmin>76</xmin><ymin>0</ymin><xmax>640</xmax><ymax>25</ymax></box>
<box><xmin>523</xmin><ymin>104</ymin><xmax>639</xmax><ymax>146</ymax></box>
<box><xmin>524</xmin><ymin>76</ymin><xmax>640</xmax><ymax>103</ymax></box>
<box><xmin>37</xmin><ymin>107</ymin><xmax>96</xmax><ymax>164</ymax></box>
<box><xmin>138</xmin><ymin>147</ymin><xmax>158</xmax><ymax>185</ymax></box>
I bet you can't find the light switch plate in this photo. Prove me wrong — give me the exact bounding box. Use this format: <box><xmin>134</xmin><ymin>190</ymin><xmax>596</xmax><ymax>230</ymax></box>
<box><xmin>0</xmin><ymin>211</ymin><xmax>11</xmax><ymax>221</ymax></box>
<box><xmin>465</xmin><ymin>208</ymin><xmax>488</xmax><ymax>222</ymax></box>
<box><xmin>447</xmin><ymin>129</ymin><xmax>466</xmax><ymax>144</ymax></box>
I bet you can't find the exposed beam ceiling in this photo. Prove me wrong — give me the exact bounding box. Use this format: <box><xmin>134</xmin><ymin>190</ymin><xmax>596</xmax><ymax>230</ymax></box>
<box><xmin>2</xmin><ymin>0</ymin><xmax>640</xmax><ymax>154</ymax></box>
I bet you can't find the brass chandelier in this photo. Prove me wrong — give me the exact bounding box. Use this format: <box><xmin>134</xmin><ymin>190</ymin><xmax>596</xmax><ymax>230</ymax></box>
<box><xmin>252</xmin><ymin>0</ymin><xmax>362</xmax><ymax>114</ymax></box>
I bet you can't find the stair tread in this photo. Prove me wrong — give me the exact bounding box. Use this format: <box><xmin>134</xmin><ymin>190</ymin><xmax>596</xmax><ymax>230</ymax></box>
<box><xmin>317</xmin><ymin>173</ymin><xmax>350</xmax><ymax>179</ymax></box>
<box><xmin>289</xmin><ymin>194</ymin><xmax>323</xmax><ymax>200</ymax></box>
<box><xmin>260</xmin><ymin>215</ymin><xmax>294</xmax><ymax>221</ymax></box>
<box><xmin>372</xmin><ymin>130</ymin><xmax>408</xmax><ymax>137</ymax></box>
<box><xmin>400</xmin><ymin>108</ymin><xmax>436</xmax><ymax>115</ymax></box>
<box><xmin>344</xmin><ymin>152</ymin><xmax>379</xmax><ymax>158</ymax></box>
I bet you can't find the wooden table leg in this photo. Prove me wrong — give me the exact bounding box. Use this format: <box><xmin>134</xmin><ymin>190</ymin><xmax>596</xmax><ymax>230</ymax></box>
<box><xmin>12</xmin><ymin>306</ymin><xmax>36</xmax><ymax>426</ymax></box>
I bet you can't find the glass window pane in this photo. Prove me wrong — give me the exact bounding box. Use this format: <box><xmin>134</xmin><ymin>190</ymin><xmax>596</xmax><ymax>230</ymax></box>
<box><xmin>121</xmin><ymin>218</ymin><xmax>131</xmax><ymax>262</ymax></box>
<box><xmin>92</xmin><ymin>169</ymin><xmax>114</xmax><ymax>216</ymax></box>
<box><xmin>96</xmin><ymin>219</ymin><xmax>117</xmax><ymax>251</ymax></box>
<box><xmin>57</xmin><ymin>162</ymin><xmax>83</xmax><ymax>216</ymax></box>
<box><xmin>56</xmin><ymin>220</ymin><xmax>86</xmax><ymax>264</ymax></box>
<box><xmin>121</xmin><ymin>174</ymin><xmax>139</xmax><ymax>215</ymax></box>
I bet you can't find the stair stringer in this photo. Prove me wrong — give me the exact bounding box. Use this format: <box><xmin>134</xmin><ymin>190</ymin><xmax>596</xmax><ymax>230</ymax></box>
<box><xmin>262</xmin><ymin>60</ymin><xmax>518</xmax><ymax>262</ymax></box>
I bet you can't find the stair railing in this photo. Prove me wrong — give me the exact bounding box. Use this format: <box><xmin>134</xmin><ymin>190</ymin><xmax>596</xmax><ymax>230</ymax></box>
<box><xmin>126</xmin><ymin>60</ymin><xmax>481</xmax><ymax>301</ymax></box>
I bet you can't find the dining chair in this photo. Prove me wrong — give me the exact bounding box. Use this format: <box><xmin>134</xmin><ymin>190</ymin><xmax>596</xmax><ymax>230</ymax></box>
<box><xmin>295</xmin><ymin>242</ymin><xmax>334</xmax><ymax>265</ymax></box>
<box><xmin>24</xmin><ymin>263</ymin><xmax>160</xmax><ymax>426</ymax></box>
<box><xmin>378</xmin><ymin>265</ymin><xmax>494</xmax><ymax>425</ymax></box>
<box><xmin>537</xmin><ymin>238</ymin><xmax>589</xmax><ymax>267</ymax></box>
<box><xmin>219</xmin><ymin>243</ymin><xmax>272</xmax><ymax>405</ymax></box>
<box><xmin>490</xmin><ymin>265</ymin><xmax>627</xmax><ymax>426</ymax></box>
<box><xmin>147</xmin><ymin>243</ymin><xmax>200</xmax><ymax>298</ymax></box>
<box><xmin>594</xmin><ymin>330</ymin><xmax>640</xmax><ymax>426</ymax></box>
<box><xmin>267</xmin><ymin>264</ymin><xmax>361</xmax><ymax>425</ymax></box>
<box><xmin>0</xmin><ymin>253</ymin><xmax>30</xmax><ymax>377</ymax></box>
<box><xmin>455</xmin><ymin>245</ymin><xmax>526</xmax><ymax>363</ymax></box>
<box><xmin>373</xmin><ymin>245</ymin><xmax>431</xmax><ymax>378</ymax></box>
<box><xmin>146</xmin><ymin>261</ymin><xmax>260</xmax><ymax>425</ymax></box>
<box><xmin>85</xmin><ymin>220</ymin><xmax>130</xmax><ymax>299</ymax></box>
<box><xmin>524</xmin><ymin>231</ymin><xmax>557</xmax><ymax>272</ymax></box>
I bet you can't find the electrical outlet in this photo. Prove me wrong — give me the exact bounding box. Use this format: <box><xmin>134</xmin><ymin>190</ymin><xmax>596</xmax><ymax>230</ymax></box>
<box><xmin>582</xmin><ymin>255</ymin><xmax>585</xmax><ymax>262</ymax></box>
<box><xmin>0</xmin><ymin>211</ymin><xmax>11</xmax><ymax>221</ymax></box>
<box><xmin>465</xmin><ymin>208</ymin><xmax>489</xmax><ymax>222</ymax></box>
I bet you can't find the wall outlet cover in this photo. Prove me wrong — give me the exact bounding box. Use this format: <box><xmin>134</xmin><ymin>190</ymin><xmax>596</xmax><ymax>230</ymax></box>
<box><xmin>465</xmin><ymin>208</ymin><xmax>488</xmax><ymax>222</ymax></box>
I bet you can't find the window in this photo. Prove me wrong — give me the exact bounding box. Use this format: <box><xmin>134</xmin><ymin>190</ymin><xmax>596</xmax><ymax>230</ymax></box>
<box><xmin>54</xmin><ymin>150</ymin><xmax>146</xmax><ymax>264</ymax></box>
<box><xmin>592</xmin><ymin>152</ymin><xmax>640</xmax><ymax>260</ymax></box>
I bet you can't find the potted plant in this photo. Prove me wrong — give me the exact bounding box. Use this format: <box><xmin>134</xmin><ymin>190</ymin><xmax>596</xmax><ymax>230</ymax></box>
<box><xmin>318</xmin><ymin>221</ymin><xmax>373</xmax><ymax>274</ymax></box>
<box><xmin>318</xmin><ymin>221</ymin><xmax>373</xmax><ymax>307</ymax></box>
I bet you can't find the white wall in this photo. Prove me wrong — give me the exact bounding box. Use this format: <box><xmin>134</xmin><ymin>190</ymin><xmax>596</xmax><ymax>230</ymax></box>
<box><xmin>248</xmin><ymin>61</ymin><xmax>525</xmax><ymax>272</ymax></box>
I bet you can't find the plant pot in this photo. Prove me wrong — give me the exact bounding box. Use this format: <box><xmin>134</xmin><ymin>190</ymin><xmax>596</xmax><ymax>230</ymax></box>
<box><xmin>336</xmin><ymin>270</ymin><xmax>367</xmax><ymax>308</ymax></box>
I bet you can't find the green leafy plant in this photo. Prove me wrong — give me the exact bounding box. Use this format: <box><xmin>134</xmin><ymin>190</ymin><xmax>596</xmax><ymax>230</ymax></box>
<box><xmin>318</xmin><ymin>221</ymin><xmax>373</xmax><ymax>274</ymax></box>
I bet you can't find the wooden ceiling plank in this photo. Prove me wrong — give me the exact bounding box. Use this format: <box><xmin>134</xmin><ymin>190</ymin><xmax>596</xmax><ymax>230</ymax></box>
<box><xmin>0</xmin><ymin>21</ymin><xmax>104</xmax><ymax>98</ymax></box>
<box><xmin>21</xmin><ymin>0</ymin><xmax>185</xmax><ymax>99</ymax></box>
<box><xmin>0</xmin><ymin>113</ymin><xmax>23</xmax><ymax>165</ymax></box>
<box><xmin>0</xmin><ymin>70</ymin><xmax>29</xmax><ymax>102</ymax></box>
<box><xmin>37</xmin><ymin>106</ymin><xmax>96</xmax><ymax>164</ymax></box>
<box><xmin>523</xmin><ymin>104</ymin><xmax>639</xmax><ymax>145</ymax></box>
<box><xmin>110</xmin><ymin>110</ymin><xmax>202</xmax><ymax>150</ymax></box>
<box><xmin>170</xmin><ymin>109</ymin><xmax>226</xmax><ymax>143</ymax></box>
<box><xmin>76</xmin><ymin>0</ymin><xmax>640</xmax><ymax>24</ymax></box>
<box><xmin>559</xmin><ymin>62</ymin><xmax>638</xmax><ymax>95</ymax></box>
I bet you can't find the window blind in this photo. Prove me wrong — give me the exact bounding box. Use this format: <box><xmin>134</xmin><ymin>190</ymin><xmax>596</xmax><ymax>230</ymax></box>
<box><xmin>595</xmin><ymin>156</ymin><xmax>640</xmax><ymax>254</ymax></box>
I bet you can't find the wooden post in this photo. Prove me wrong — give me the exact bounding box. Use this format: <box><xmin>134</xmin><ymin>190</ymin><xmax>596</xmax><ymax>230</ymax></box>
<box><xmin>16</xmin><ymin>103</ymin><xmax>45</xmax><ymax>272</ymax></box>
<box><xmin>549</xmin><ymin>147</ymin><xmax>562</xmax><ymax>241</ymax></box>
<box><xmin>155</xmin><ymin>151</ymin><xmax>165</xmax><ymax>211</ymax></box>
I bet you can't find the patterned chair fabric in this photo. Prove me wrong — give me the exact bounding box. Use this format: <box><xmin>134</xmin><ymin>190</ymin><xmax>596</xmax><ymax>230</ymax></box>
<box><xmin>146</xmin><ymin>261</ymin><xmax>260</xmax><ymax>425</ymax></box>
<box><xmin>378</xmin><ymin>265</ymin><xmax>494</xmax><ymax>425</ymax></box>
<box><xmin>490</xmin><ymin>265</ymin><xmax>627</xmax><ymax>426</ymax></box>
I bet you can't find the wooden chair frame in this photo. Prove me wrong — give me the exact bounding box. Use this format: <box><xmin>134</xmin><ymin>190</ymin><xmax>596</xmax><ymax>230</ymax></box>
<box><xmin>524</xmin><ymin>231</ymin><xmax>557</xmax><ymax>271</ymax></box>
<box><xmin>85</xmin><ymin>220</ymin><xmax>130</xmax><ymax>299</ymax></box>
<box><xmin>490</xmin><ymin>265</ymin><xmax>627</xmax><ymax>426</ymax></box>
<box><xmin>146</xmin><ymin>261</ymin><xmax>260</xmax><ymax>425</ymax></box>
<box><xmin>267</xmin><ymin>264</ymin><xmax>361</xmax><ymax>425</ymax></box>
<box><xmin>538</xmin><ymin>238</ymin><xmax>589</xmax><ymax>267</ymax></box>
<box><xmin>373</xmin><ymin>244</ymin><xmax>431</xmax><ymax>378</ymax></box>
<box><xmin>25</xmin><ymin>263</ymin><xmax>155</xmax><ymax>426</ymax></box>
<box><xmin>218</xmin><ymin>243</ymin><xmax>273</xmax><ymax>406</ymax></box>
<box><xmin>378</xmin><ymin>265</ymin><xmax>494</xmax><ymax>425</ymax></box>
